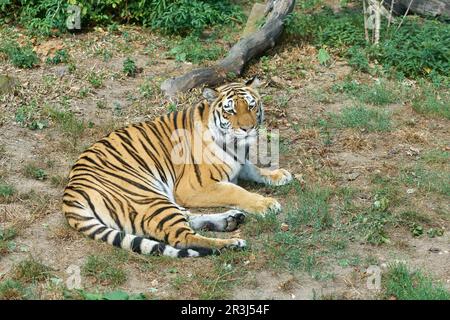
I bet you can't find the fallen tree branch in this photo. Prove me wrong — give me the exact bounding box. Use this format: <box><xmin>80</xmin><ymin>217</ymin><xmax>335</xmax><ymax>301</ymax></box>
<box><xmin>161</xmin><ymin>0</ymin><xmax>296</xmax><ymax>97</ymax></box>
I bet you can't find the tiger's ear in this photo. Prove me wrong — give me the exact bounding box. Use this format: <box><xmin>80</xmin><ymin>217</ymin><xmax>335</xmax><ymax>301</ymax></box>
<box><xmin>202</xmin><ymin>87</ymin><xmax>219</xmax><ymax>104</ymax></box>
<box><xmin>245</xmin><ymin>76</ymin><xmax>261</xmax><ymax>88</ymax></box>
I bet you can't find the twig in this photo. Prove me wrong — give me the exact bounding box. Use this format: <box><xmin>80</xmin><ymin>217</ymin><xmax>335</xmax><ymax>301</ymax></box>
<box><xmin>388</xmin><ymin>0</ymin><xmax>395</xmax><ymax>28</ymax></box>
<box><xmin>363</xmin><ymin>0</ymin><xmax>369</xmax><ymax>43</ymax></box>
<box><xmin>396</xmin><ymin>0</ymin><xmax>414</xmax><ymax>31</ymax></box>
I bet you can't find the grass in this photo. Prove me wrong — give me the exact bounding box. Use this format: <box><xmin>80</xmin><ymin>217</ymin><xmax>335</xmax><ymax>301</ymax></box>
<box><xmin>260</xmin><ymin>184</ymin><xmax>346</xmax><ymax>279</ymax></box>
<box><xmin>321</xmin><ymin>105</ymin><xmax>392</xmax><ymax>132</ymax></box>
<box><xmin>0</xmin><ymin>227</ymin><xmax>17</xmax><ymax>255</ymax></box>
<box><xmin>401</xmin><ymin>166</ymin><xmax>450</xmax><ymax>197</ymax></box>
<box><xmin>332</xmin><ymin>79</ymin><xmax>402</xmax><ymax>106</ymax></box>
<box><xmin>45</xmin><ymin>106</ymin><xmax>85</xmax><ymax>139</ymax></box>
<box><xmin>0</xmin><ymin>181</ymin><xmax>15</xmax><ymax>198</ymax></box>
<box><xmin>0</xmin><ymin>40</ymin><xmax>39</xmax><ymax>68</ymax></box>
<box><xmin>412</xmin><ymin>83</ymin><xmax>450</xmax><ymax>119</ymax></box>
<box><xmin>24</xmin><ymin>164</ymin><xmax>48</xmax><ymax>180</ymax></box>
<box><xmin>88</xmin><ymin>72</ymin><xmax>104</xmax><ymax>89</ymax></box>
<box><xmin>422</xmin><ymin>150</ymin><xmax>450</xmax><ymax>165</ymax></box>
<box><xmin>0</xmin><ymin>280</ymin><xmax>29</xmax><ymax>300</ymax></box>
<box><xmin>12</xmin><ymin>258</ymin><xmax>53</xmax><ymax>283</ymax></box>
<box><xmin>383</xmin><ymin>263</ymin><xmax>450</xmax><ymax>300</ymax></box>
<box><xmin>123</xmin><ymin>57</ymin><xmax>137</xmax><ymax>77</ymax></box>
<box><xmin>168</xmin><ymin>35</ymin><xmax>224</xmax><ymax>64</ymax></box>
<box><xmin>15</xmin><ymin>102</ymin><xmax>48</xmax><ymax>130</ymax></box>
<box><xmin>82</xmin><ymin>254</ymin><xmax>127</xmax><ymax>287</ymax></box>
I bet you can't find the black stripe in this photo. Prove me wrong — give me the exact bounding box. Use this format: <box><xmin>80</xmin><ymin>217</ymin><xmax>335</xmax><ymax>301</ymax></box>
<box><xmin>130</xmin><ymin>236</ymin><xmax>143</xmax><ymax>254</ymax></box>
<box><xmin>112</xmin><ymin>231</ymin><xmax>126</xmax><ymax>247</ymax></box>
<box><xmin>156</xmin><ymin>212</ymin><xmax>181</xmax><ymax>231</ymax></box>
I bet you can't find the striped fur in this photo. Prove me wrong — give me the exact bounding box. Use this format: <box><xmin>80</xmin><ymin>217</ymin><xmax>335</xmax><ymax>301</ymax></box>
<box><xmin>63</xmin><ymin>79</ymin><xmax>292</xmax><ymax>258</ymax></box>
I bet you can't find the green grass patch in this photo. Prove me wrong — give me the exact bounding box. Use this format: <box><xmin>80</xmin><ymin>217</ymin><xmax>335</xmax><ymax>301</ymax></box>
<box><xmin>82</xmin><ymin>254</ymin><xmax>127</xmax><ymax>287</ymax></box>
<box><xmin>0</xmin><ymin>40</ymin><xmax>39</xmax><ymax>68</ymax></box>
<box><xmin>412</xmin><ymin>83</ymin><xmax>450</xmax><ymax>119</ymax></box>
<box><xmin>44</xmin><ymin>106</ymin><xmax>85</xmax><ymax>138</ymax></box>
<box><xmin>383</xmin><ymin>263</ymin><xmax>450</xmax><ymax>300</ymax></box>
<box><xmin>45</xmin><ymin>49</ymin><xmax>70</xmax><ymax>65</ymax></box>
<box><xmin>0</xmin><ymin>227</ymin><xmax>17</xmax><ymax>255</ymax></box>
<box><xmin>24</xmin><ymin>164</ymin><xmax>48</xmax><ymax>180</ymax></box>
<box><xmin>332</xmin><ymin>79</ymin><xmax>402</xmax><ymax>106</ymax></box>
<box><xmin>0</xmin><ymin>279</ymin><xmax>30</xmax><ymax>300</ymax></box>
<box><xmin>12</xmin><ymin>258</ymin><xmax>53</xmax><ymax>283</ymax></box>
<box><xmin>123</xmin><ymin>57</ymin><xmax>137</xmax><ymax>77</ymax></box>
<box><xmin>264</xmin><ymin>185</ymin><xmax>345</xmax><ymax>279</ymax></box>
<box><xmin>0</xmin><ymin>181</ymin><xmax>15</xmax><ymax>198</ymax></box>
<box><xmin>401</xmin><ymin>166</ymin><xmax>450</xmax><ymax>197</ymax></box>
<box><xmin>15</xmin><ymin>102</ymin><xmax>49</xmax><ymax>130</ymax></box>
<box><xmin>422</xmin><ymin>150</ymin><xmax>450</xmax><ymax>164</ymax></box>
<box><xmin>285</xmin><ymin>7</ymin><xmax>450</xmax><ymax>80</ymax></box>
<box><xmin>321</xmin><ymin>105</ymin><xmax>392</xmax><ymax>132</ymax></box>
<box><xmin>64</xmin><ymin>289</ymin><xmax>146</xmax><ymax>300</ymax></box>
<box><xmin>168</xmin><ymin>35</ymin><xmax>224</xmax><ymax>64</ymax></box>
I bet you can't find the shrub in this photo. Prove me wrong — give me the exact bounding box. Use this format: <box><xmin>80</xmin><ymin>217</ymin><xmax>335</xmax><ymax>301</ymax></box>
<box><xmin>168</xmin><ymin>35</ymin><xmax>224</xmax><ymax>64</ymax></box>
<box><xmin>122</xmin><ymin>57</ymin><xmax>137</xmax><ymax>77</ymax></box>
<box><xmin>1</xmin><ymin>0</ymin><xmax>245</xmax><ymax>36</ymax></box>
<box><xmin>0</xmin><ymin>40</ymin><xmax>39</xmax><ymax>68</ymax></box>
<box><xmin>285</xmin><ymin>7</ymin><xmax>450</xmax><ymax>80</ymax></box>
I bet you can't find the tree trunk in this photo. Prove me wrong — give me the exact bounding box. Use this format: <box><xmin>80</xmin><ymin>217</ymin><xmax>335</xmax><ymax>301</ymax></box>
<box><xmin>383</xmin><ymin>0</ymin><xmax>450</xmax><ymax>19</ymax></box>
<box><xmin>160</xmin><ymin>0</ymin><xmax>296</xmax><ymax>97</ymax></box>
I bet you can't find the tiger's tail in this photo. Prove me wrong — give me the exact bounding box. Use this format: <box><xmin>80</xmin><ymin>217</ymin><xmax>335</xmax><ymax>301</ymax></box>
<box><xmin>66</xmin><ymin>217</ymin><xmax>216</xmax><ymax>258</ymax></box>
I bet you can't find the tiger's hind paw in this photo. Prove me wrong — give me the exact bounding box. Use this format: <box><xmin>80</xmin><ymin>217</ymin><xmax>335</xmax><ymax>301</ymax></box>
<box><xmin>227</xmin><ymin>238</ymin><xmax>247</xmax><ymax>249</ymax></box>
<box><xmin>223</xmin><ymin>210</ymin><xmax>246</xmax><ymax>231</ymax></box>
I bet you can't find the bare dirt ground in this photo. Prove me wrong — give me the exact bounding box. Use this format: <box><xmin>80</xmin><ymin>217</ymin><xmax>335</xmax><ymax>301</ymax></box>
<box><xmin>0</xmin><ymin>23</ymin><xmax>449</xmax><ymax>300</ymax></box>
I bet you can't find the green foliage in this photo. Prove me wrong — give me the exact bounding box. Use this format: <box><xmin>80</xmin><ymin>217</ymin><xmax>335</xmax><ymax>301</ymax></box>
<box><xmin>0</xmin><ymin>0</ymin><xmax>67</xmax><ymax>36</ymax></box>
<box><xmin>380</xmin><ymin>19</ymin><xmax>450</xmax><ymax>79</ymax></box>
<box><xmin>45</xmin><ymin>106</ymin><xmax>85</xmax><ymax>138</ymax></box>
<box><xmin>0</xmin><ymin>227</ymin><xmax>17</xmax><ymax>255</ymax></box>
<box><xmin>82</xmin><ymin>254</ymin><xmax>127</xmax><ymax>287</ymax></box>
<box><xmin>384</xmin><ymin>263</ymin><xmax>450</xmax><ymax>300</ymax></box>
<box><xmin>0</xmin><ymin>280</ymin><xmax>29</xmax><ymax>300</ymax></box>
<box><xmin>322</xmin><ymin>105</ymin><xmax>392</xmax><ymax>132</ymax></box>
<box><xmin>144</xmin><ymin>0</ymin><xmax>245</xmax><ymax>35</ymax></box>
<box><xmin>168</xmin><ymin>35</ymin><xmax>224</xmax><ymax>64</ymax></box>
<box><xmin>0</xmin><ymin>182</ymin><xmax>15</xmax><ymax>198</ymax></box>
<box><xmin>401</xmin><ymin>166</ymin><xmax>450</xmax><ymax>197</ymax></box>
<box><xmin>0</xmin><ymin>40</ymin><xmax>39</xmax><ymax>68</ymax></box>
<box><xmin>122</xmin><ymin>57</ymin><xmax>137</xmax><ymax>77</ymax></box>
<box><xmin>332</xmin><ymin>79</ymin><xmax>400</xmax><ymax>106</ymax></box>
<box><xmin>25</xmin><ymin>164</ymin><xmax>48</xmax><ymax>180</ymax></box>
<box><xmin>12</xmin><ymin>258</ymin><xmax>53</xmax><ymax>283</ymax></box>
<box><xmin>66</xmin><ymin>289</ymin><xmax>146</xmax><ymax>300</ymax></box>
<box><xmin>45</xmin><ymin>49</ymin><xmax>69</xmax><ymax>65</ymax></box>
<box><xmin>15</xmin><ymin>102</ymin><xmax>49</xmax><ymax>130</ymax></box>
<box><xmin>317</xmin><ymin>47</ymin><xmax>331</xmax><ymax>66</ymax></box>
<box><xmin>87</xmin><ymin>72</ymin><xmax>103</xmax><ymax>88</ymax></box>
<box><xmin>412</xmin><ymin>82</ymin><xmax>450</xmax><ymax>119</ymax></box>
<box><xmin>285</xmin><ymin>8</ymin><xmax>450</xmax><ymax>80</ymax></box>
<box><xmin>1</xmin><ymin>0</ymin><xmax>244</xmax><ymax>36</ymax></box>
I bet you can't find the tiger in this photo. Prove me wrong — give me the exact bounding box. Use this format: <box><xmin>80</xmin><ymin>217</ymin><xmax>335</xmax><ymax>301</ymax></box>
<box><xmin>62</xmin><ymin>77</ymin><xmax>292</xmax><ymax>258</ymax></box>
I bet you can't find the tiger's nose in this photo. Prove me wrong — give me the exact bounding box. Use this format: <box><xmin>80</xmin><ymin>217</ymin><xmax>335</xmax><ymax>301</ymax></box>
<box><xmin>240</xmin><ymin>125</ymin><xmax>254</xmax><ymax>132</ymax></box>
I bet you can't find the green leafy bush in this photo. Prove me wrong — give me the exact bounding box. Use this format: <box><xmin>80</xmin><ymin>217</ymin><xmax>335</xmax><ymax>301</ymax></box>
<box><xmin>168</xmin><ymin>35</ymin><xmax>224</xmax><ymax>63</ymax></box>
<box><xmin>285</xmin><ymin>7</ymin><xmax>450</xmax><ymax>80</ymax></box>
<box><xmin>0</xmin><ymin>40</ymin><xmax>39</xmax><ymax>68</ymax></box>
<box><xmin>122</xmin><ymin>57</ymin><xmax>137</xmax><ymax>77</ymax></box>
<box><xmin>1</xmin><ymin>0</ymin><xmax>244</xmax><ymax>36</ymax></box>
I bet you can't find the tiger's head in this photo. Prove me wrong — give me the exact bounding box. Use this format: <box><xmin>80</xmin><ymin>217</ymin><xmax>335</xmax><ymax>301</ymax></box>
<box><xmin>203</xmin><ymin>77</ymin><xmax>264</xmax><ymax>145</ymax></box>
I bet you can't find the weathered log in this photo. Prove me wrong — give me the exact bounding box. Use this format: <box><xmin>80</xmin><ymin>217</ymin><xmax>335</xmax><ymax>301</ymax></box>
<box><xmin>161</xmin><ymin>0</ymin><xmax>296</xmax><ymax>97</ymax></box>
<box><xmin>383</xmin><ymin>0</ymin><xmax>450</xmax><ymax>19</ymax></box>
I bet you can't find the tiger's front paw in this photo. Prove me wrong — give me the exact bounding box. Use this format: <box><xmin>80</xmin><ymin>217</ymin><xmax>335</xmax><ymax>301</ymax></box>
<box><xmin>243</xmin><ymin>197</ymin><xmax>281</xmax><ymax>216</ymax></box>
<box><xmin>262</xmin><ymin>168</ymin><xmax>292</xmax><ymax>186</ymax></box>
